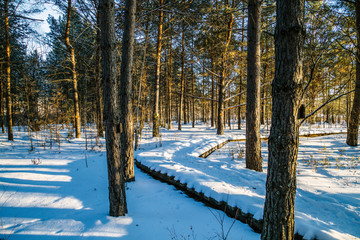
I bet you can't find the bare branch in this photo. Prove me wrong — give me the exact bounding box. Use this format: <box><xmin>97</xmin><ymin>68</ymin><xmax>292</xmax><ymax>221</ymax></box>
<box><xmin>300</xmin><ymin>90</ymin><xmax>354</xmax><ymax>125</ymax></box>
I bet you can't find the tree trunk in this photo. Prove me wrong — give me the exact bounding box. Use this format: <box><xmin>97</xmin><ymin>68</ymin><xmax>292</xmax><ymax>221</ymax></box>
<box><xmin>119</xmin><ymin>0</ymin><xmax>136</xmax><ymax>182</ymax></box>
<box><xmin>95</xmin><ymin>4</ymin><xmax>104</xmax><ymax>137</ymax></box>
<box><xmin>261</xmin><ymin>0</ymin><xmax>305</xmax><ymax>239</ymax></box>
<box><xmin>167</xmin><ymin>35</ymin><xmax>172</xmax><ymax>129</ymax></box>
<box><xmin>246</xmin><ymin>0</ymin><xmax>262</xmax><ymax>171</ymax></box>
<box><xmin>0</xmin><ymin>64</ymin><xmax>5</xmax><ymax>134</ymax></box>
<box><xmin>211</xmin><ymin>58</ymin><xmax>215</xmax><ymax>127</ymax></box>
<box><xmin>100</xmin><ymin>0</ymin><xmax>127</xmax><ymax>216</ymax></box>
<box><xmin>152</xmin><ymin>0</ymin><xmax>164</xmax><ymax>137</ymax></box>
<box><xmin>178</xmin><ymin>25</ymin><xmax>185</xmax><ymax>130</ymax></box>
<box><xmin>65</xmin><ymin>0</ymin><xmax>81</xmax><ymax>139</ymax></box>
<box><xmin>217</xmin><ymin>1</ymin><xmax>234</xmax><ymax>135</ymax></box>
<box><xmin>346</xmin><ymin>0</ymin><xmax>360</xmax><ymax>146</ymax></box>
<box><xmin>135</xmin><ymin>21</ymin><xmax>149</xmax><ymax>150</ymax></box>
<box><xmin>4</xmin><ymin>0</ymin><xmax>13</xmax><ymax>141</ymax></box>
<box><xmin>238</xmin><ymin>8</ymin><xmax>245</xmax><ymax>130</ymax></box>
<box><xmin>192</xmin><ymin>57</ymin><xmax>195</xmax><ymax>128</ymax></box>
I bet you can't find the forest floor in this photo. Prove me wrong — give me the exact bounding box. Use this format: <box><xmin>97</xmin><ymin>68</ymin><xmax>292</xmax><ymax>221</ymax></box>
<box><xmin>0</xmin><ymin>122</ymin><xmax>359</xmax><ymax>240</ymax></box>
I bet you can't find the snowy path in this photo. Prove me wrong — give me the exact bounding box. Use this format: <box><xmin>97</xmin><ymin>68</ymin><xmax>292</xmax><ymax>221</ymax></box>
<box><xmin>135</xmin><ymin>124</ymin><xmax>359</xmax><ymax>240</ymax></box>
<box><xmin>0</xmin><ymin>131</ymin><xmax>259</xmax><ymax>240</ymax></box>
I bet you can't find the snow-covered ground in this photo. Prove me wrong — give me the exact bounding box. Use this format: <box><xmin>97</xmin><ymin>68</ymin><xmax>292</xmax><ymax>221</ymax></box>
<box><xmin>0</xmin><ymin>126</ymin><xmax>258</xmax><ymax>240</ymax></box>
<box><xmin>1</xmin><ymin>122</ymin><xmax>359</xmax><ymax>240</ymax></box>
<box><xmin>135</xmin><ymin>123</ymin><xmax>359</xmax><ymax>240</ymax></box>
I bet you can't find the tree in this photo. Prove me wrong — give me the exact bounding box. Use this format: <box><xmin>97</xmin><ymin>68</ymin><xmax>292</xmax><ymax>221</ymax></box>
<box><xmin>152</xmin><ymin>0</ymin><xmax>164</xmax><ymax>137</ymax></box>
<box><xmin>0</xmin><ymin>63</ymin><xmax>4</xmax><ymax>133</ymax></box>
<box><xmin>262</xmin><ymin>0</ymin><xmax>305</xmax><ymax>239</ymax></box>
<box><xmin>346</xmin><ymin>0</ymin><xmax>360</xmax><ymax>146</ymax></box>
<box><xmin>246</xmin><ymin>0</ymin><xmax>263</xmax><ymax>171</ymax></box>
<box><xmin>4</xmin><ymin>0</ymin><xmax>13</xmax><ymax>141</ymax></box>
<box><xmin>119</xmin><ymin>0</ymin><xmax>136</xmax><ymax>182</ymax></box>
<box><xmin>65</xmin><ymin>0</ymin><xmax>81</xmax><ymax>138</ymax></box>
<box><xmin>100</xmin><ymin>0</ymin><xmax>127</xmax><ymax>216</ymax></box>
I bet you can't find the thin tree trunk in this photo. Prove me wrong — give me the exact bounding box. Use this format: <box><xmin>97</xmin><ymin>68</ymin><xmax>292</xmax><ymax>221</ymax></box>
<box><xmin>119</xmin><ymin>0</ymin><xmax>136</xmax><ymax>182</ymax></box>
<box><xmin>261</xmin><ymin>0</ymin><xmax>305</xmax><ymax>238</ymax></box>
<box><xmin>211</xmin><ymin>58</ymin><xmax>215</xmax><ymax>127</ymax></box>
<box><xmin>246</xmin><ymin>0</ymin><xmax>262</xmax><ymax>171</ymax></box>
<box><xmin>217</xmin><ymin>1</ymin><xmax>234</xmax><ymax>135</ymax></box>
<box><xmin>346</xmin><ymin>0</ymin><xmax>360</xmax><ymax>146</ymax></box>
<box><xmin>5</xmin><ymin>0</ymin><xmax>13</xmax><ymax>141</ymax></box>
<box><xmin>135</xmin><ymin>21</ymin><xmax>148</xmax><ymax>150</ymax></box>
<box><xmin>167</xmin><ymin>34</ymin><xmax>172</xmax><ymax>129</ymax></box>
<box><xmin>100</xmin><ymin>0</ymin><xmax>127</xmax><ymax>216</ymax></box>
<box><xmin>152</xmin><ymin>0</ymin><xmax>164</xmax><ymax>137</ymax></box>
<box><xmin>238</xmin><ymin>8</ymin><xmax>245</xmax><ymax>130</ymax></box>
<box><xmin>192</xmin><ymin>56</ymin><xmax>195</xmax><ymax>128</ymax></box>
<box><xmin>178</xmin><ymin>24</ymin><xmax>185</xmax><ymax>130</ymax></box>
<box><xmin>0</xmin><ymin>63</ymin><xmax>5</xmax><ymax>134</ymax></box>
<box><xmin>96</xmin><ymin>4</ymin><xmax>104</xmax><ymax>137</ymax></box>
<box><xmin>65</xmin><ymin>0</ymin><xmax>81</xmax><ymax>138</ymax></box>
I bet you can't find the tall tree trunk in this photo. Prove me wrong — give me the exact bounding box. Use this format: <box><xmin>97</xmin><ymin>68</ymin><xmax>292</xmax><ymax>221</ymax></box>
<box><xmin>217</xmin><ymin>1</ymin><xmax>234</xmax><ymax>135</ymax></box>
<box><xmin>246</xmin><ymin>0</ymin><xmax>262</xmax><ymax>171</ymax></box>
<box><xmin>100</xmin><ymin>0</ymin><xmax>127</xmax><ymax>216</ymax></box>
<box><xmin>5</xmin><ymin>0</ymin><xmax>13</xmax><ymax>141</ymax></box>
<box><xmin>261</xmin><ymin>0</ymin><xmax>305</xmax><ymax>239</ymax></box>
<box><xmin>346</xmin><ymin>0</ymin><xmax>360</xmax><ymax>146</ymax></box>
<box><xmin>65</xmin><ymin>0</ymin><xmax>81</xmax><ymax>138</ymax></box>
<box><xmin>167</xmin><ymin>35</ymin><xmax>172</xmax><ymax>129</ymax></box>
<box><xmin>211</xmin><ymin>58</ymin><xmax>215</xmax><ymax>127</ymax></box>
<box><xmin>119</xmin><ymin>0</ymin><xmax>136</xmax><ymax>182</ymax></box>
<box><xmin>0</xmin><ymin>63</ymin><xmax>5</xmax><ymax>134</ymax></box>
<box><xmin>135</xmin><ymin>20</ymin><xmax>149</xmax><ymax>150</ymax></box>
<box><xmin>152</xmin><ymin>0</ymin><xmax>164</xmax><ymax>137</ymax></box>
<box><xmin>192</xmin><ymin>56</ymin><xmax>195</xmax><ymax>128</ymax></box>
<box><xmin>96</xmin><ymin>4</ymin><xmax>104</xmax><ymax>137</ymax></box>
<box><xmin>238</xmin><ymin>8</ymin><xmax>245</xmax><ymax>130</ymax></box>
<box><xmin>178</xmin><ymin>25</ymin><xmax>185</xmax><ymax>130</ymax></box>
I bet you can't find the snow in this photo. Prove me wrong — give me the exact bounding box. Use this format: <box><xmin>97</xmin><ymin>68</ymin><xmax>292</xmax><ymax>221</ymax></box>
<box><xmin>0</xmin><ymin>127</ymin><xmax>258</xmax><ymax>240</ymax></box>
<box><xmin>135</xmin><ymin>123</ymin><xmax>359</xmax><ymax>240</ymax></box>
<box><xmin>0</xmin><ymin>122</ymin><xmax>358</xmax><ymax>239</ymax></box>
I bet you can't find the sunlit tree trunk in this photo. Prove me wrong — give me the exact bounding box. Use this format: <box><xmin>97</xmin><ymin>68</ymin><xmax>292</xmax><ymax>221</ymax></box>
<box><xmin>167</xmin><ymin>34</ymin><xmax>172</xmax><ymax>129</ymax></box>
<box><xmin>178</xmin><ymin>24</ymin><xmax>185</xmax><ymax>130</ymax></box>
<box><xmin>346</xmin><ymin>0</ymin><xmax>360</xmax><ymax>146</ymax></box>
<box><xmin>262</xmin><ymin>0</ymin><xmax>305</xmax><ymax>238</ymax></box>
<box><xmin>119</xmin><ymin>0</ymin><xmax>136</xmax><ymax>182</ymax></box>
<box><xmin>246</xmin><ymin>0</ymin><xmax>262</xmax><ymax>171</ymax></box>
<box><xmin>217</xmin><ymin>1</ymin><xmax>234</xmax><ymax>135</ymax></box>
<box><xmin>0</xmin><ymin>63</ymin><xmax>5</xmax><ymax>134</ymax></box>
<box><xmin>100</xmin><ymin>0</ymin><xmax>127</xmax><ymax>216</ymax></box>
<box><xmin>4</xmin><ymin>0</ymin><xmax>13</xmax><ymax>141</ymax></box>
<box><xmin>65</xmin><ymin>0</ymin><xmax>81</xmax><ymax>138</ymax></box>
<box><xmin>152</xmin><ymin>0</ymin><xmax>164</xmax><ymax>137</ymax></box>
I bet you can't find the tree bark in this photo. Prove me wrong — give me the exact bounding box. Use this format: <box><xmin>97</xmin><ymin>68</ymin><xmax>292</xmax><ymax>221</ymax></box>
<box><xmin>4</xmin><ymin>0</ymin><xmax>13</xmax><ymax>141</ymax></box>
<box><xmin>346</xmin><ymin>0</ymin><xmax>360</xmax><ymax>146</ymax></box>
<box><xmin>211</xmin><ymin>58</ymin><xmax>215</xmax><ymax>127</ymax></box>
<box><xmin>246</xmin><ymin>0</ymin><xmax>262</xmax><ymax>171</ymax></box>
<box><xmin>95</xmin><ymin>3</ymin><xmax>104</xmax><ymax>137</ymax></box>
<box><xmin>0</xmin><ymin>63</ymin><xmax>5</xmax><ymax>134</ymax></box>
<box><xmin>167</xmin><ymin>34</ymin><xmax>172</xmax><ymax>129</ymax></box>
<box><xmin>135</xmin><ymin>21</ymin><xmax>149</xmax><ymax>150</ymax></box>
<box><xmin>261</xmin><ymin>0</ymin><xmax>305</xmax><ymax>239</ymax></box>
<box><xmin>217</xmin><ymin>1</ymin><xmax>234</xmax><ymax>135</ymax></box>
<box><xmin>179</xmin><ymin>25</ymin><xmax>185</xmax><ymax>131</ymax></box>
<box><xmin>65</xmin><ymin>0</ymin><xmax>81</xmax><ymax>139</ymax></box>
<box><xmin>100</xmin><ymin>0</ymin><xmax>127</xmax><ymax>216</ymax></box>
<box><xmin>152</xmin><ymin>0</ymin><xmax>164</xmax><ymax>137</ymax></box>
<box><xmin>119</xmin><ymin>0</ymin><xmax>136</xmax><ymax>182</ymax></box>
<box><xmin>238</xmin><ymin>7</ymin><xmax>245</xmax><ymax>130</ymax></box>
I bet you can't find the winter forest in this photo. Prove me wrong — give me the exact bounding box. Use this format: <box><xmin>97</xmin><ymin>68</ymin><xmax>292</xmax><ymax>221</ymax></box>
<box><xmin>0</xmin><ymin>0</ymin><xmax>359</xmax><ymax>239</ymax></box>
